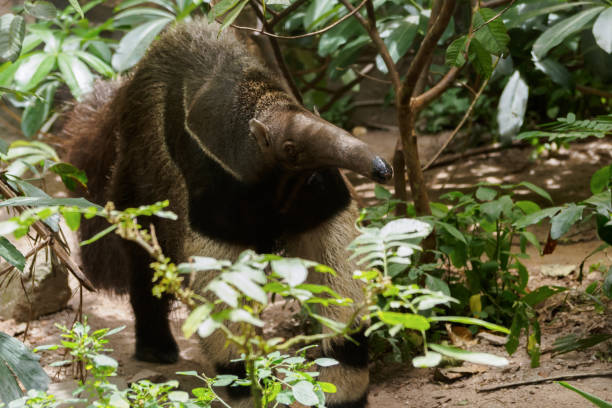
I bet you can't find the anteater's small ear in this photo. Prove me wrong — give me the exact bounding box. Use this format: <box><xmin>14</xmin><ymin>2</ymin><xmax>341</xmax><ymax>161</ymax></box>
<box><xmin>249</xmin><ymin>118</ymin><xmax>271</xmax><ymax>149</ymax></box>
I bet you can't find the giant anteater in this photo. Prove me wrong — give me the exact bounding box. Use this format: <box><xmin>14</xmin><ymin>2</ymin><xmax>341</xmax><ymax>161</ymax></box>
<box><xmin>63</xmin><ymin>19</ymin><xmax>392</xmax><ymax>407</ymax></box>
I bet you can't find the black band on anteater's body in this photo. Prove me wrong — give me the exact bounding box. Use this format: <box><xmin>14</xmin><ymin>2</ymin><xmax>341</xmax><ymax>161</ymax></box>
<box><xmin>327</xmin><ymin>392</ymin><xmax>368</xmax><ymax>408</ymax></box>
<box><xmin>325</xmin><ymin>328</ymin><xmax>369</xmax><ymax>369</ymax></box>
<box><xmin>215</xmin><ymin>361</ymin><xmax>251</xmax><ymax>399</ymax></box>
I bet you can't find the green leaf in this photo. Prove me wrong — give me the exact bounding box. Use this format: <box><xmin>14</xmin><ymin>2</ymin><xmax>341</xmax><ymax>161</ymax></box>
<box><xmin>112</xmin><ymin>17</ymin><xmax>172</xmax><ymax>72</ymax></box>
<box><xmin>505</xmin><ymin>2</ymin><xmax>594</xmax><ymax>29</ymax></box>
<box><xmin>518</xmin><ymin>181</ymin><xmax>552</xmax><ymax>202</ymax></box>
<box><xmin>550</xmin><ymin>204</ymin><xmax>584</xmax><ymax>240</ymax></box>
<box><xmin>476</xmin><ymin>186</ymin><xmax>497</xmax><ymax>201</ymax></box>
<box><xmin>222</xmin><ymin>271</ymin><xmax>267</xmax><ymax>304</ymax></box>
<box><xmin>60</xmin><ymin>209</ymin><xmax>81</xmax><ymax>230</ymax></box>
<box><xmin>24</xmin><ymin>1</ymin><xmax>58</xmax><ymax>20</ymax></box>
<box><xmin>0</xmin><ymin>332</ymin><xmax>50</xmax><ymax>403</ymax></box>
<box><xmin>514</xmin><ymin>206</ymin><xmax>561</xmax><ymax>229</ymax></box>
<box><xmin>590</xmin><ymin>165</ymin><xmax>611</xmax><ymax>194</ymax></box>
<box><xmin>208</xmin><ymin>0</ymin><xmax>240</xmax><ymax>22</ymax></box>
<box><xmin>68</xmin><ymin>0</ymin><xmax>84</xmax><ymax>18</ymax></box>
<box><xmin>522</xmin><ymin>286</ymin><xmax>567</xmax><ymax>307</ymax></box>
<box><xmin>21</xmin><ymin>81</ymin><xmax>58</xmax><ymax>138</ymax></box>
<box><xmin>218</xmin><ymin>0</ymin><xmax>248</xmax><ymax>32</ymax></box>
<box><xmin>557</xmin><ymin>381</ymin><xmax>612</xmax><ymax>408</ymax></box>
<box><xmin>429</xmin><ymin>343</ymin><xmax>509</xmax><ymax>367</ymax></box>
<box><xmin>318</xmin><ymin>18</ymin><xmax>364</xmax><ymax>57</ymax></box>
<box><xmin>533</xmin><ymin>58</ymin><xmax>573</xmax><ymax>89</ymax></box>
<box><xmin>14</xmin><ymin>53</ymin><xmax>55</xmax><ymax>91</ymax></box>
<box><xmin>593</xmin><ymin>7</ymin><xmax>612</xmax><ymax>54</ymax></box>
<box><xmin>604</xmin><ymin>266</ymin><xmax>612</xmax><ymax>299</ymax></box>
<box><xmin>58</xmin><ymin>53</ymin><xmax>93</xmax><ymax>100</ymax></box>
<box><xmin>532</xmin><ymin>6</ymin><xmax>604</xmax><ymax>60</ymax></box>
<box><xmin>378</xmin><ymin>311</ymin><xmax>430</xmax><ymax>331</ymax></box>
<box><xmin>318</xmin><ymin>381</ymin><xmax>336</xmax><ymax>393</ymax></box>
<box><xmin>0</xmin><ymin>237</ymin><xmax>25</xmax><ymax>271</ymax></box>
<box><xmin>473</xmin><ymin>8</ymin><xmax>509</xmax><ymax>56</ymax></box>
<box><xmin>49</xmin><ymin>162</ymin><xmax>88</xmax><ymax>190</ymax></box>
<box><xmin>228</xmin><ymin>309</ymin><xmax>264</xmax><ymax>327</ymax></box>
<box><xmin>412</xmin><ymin>352</ymin><xmax>442</xmax><ymax>368</ymax></box>
<box><xmin>0</xmin><ymin>14</ymin><xmax>25</xmax><ymax>63</ymax></box>
<box><xmin>428</xmin><ymin>316</ymin><xmax>509</xmax><ymax>334</ymax></box>
<box><xmin>468</xmin><ymin>38</ymin><xmax>493</xmax><ymax>79</ymax></box>
<box><xmin>314</xmin><ymin>358</ymin><xmax>338</xmax><ymax>367</ymax></box>
<box><xmin>446</xmin><ymin>35</ymin><xmax>467</xmax><ymax>67</ymax></box>
<box><xmin>80</xmin><ymin>224</ymin><xmax>117</xmax><ymax>246</ymax></box>
<box><xmin>376</xmin><ymin>17</ymin><xmax>418</xmax><ymax>73</ymax></box>
<box><xmin>303</xmin><ymin>0</ymin><xmax>335</xmax><ymax>30</ymax></box>
<box><xmin>271</xmin><ymin>258</ymin><xmax>308</xmax><ymax>287</ymax></box>
<box><xmin>92</xmin><ymin>354</ymin><xmax>117</xmax><ymax>368</ymax></box>
<box><xmin>74</xmin><ymin>51</ymin><xmax>114</xmax><ymax>77</ymax></box>
<box><xmin>0</xmin><ymin>196</ymin><xmax>99</xmax><ymax>209</ymax></box>
<box><xmin>208</xmin><ymin>279</ymin><xmax>239</xmax><ymax>307</ymax></box>
<box><xmin>515</xmin><ymin>200</ymin><xmax>541</xmax><ymax>215</ymax></box>
<box><xmin>292</xmin><ymin>381</ymin><xmax>319</xmax><ymax>406</ymax></box>
<box><xmin>497</xmin><ymin>70</ymin><xmax>529</xmax><ymax>141</ymax></box>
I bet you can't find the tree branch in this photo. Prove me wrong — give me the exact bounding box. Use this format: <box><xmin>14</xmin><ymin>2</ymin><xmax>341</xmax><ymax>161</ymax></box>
<box><xmin>398</xmin><ymin>0</ymin><xmax>456</xmax><ymax>106</ymax></box>
<box><xmin>339</xmin><ymin>0</ymin><xmax>401</xmax><ymax>91</ymax></box>
<box><xmin>412</xmin><ymin>66</ymin><xmax>461</xmax><ymax>111</ymax></box>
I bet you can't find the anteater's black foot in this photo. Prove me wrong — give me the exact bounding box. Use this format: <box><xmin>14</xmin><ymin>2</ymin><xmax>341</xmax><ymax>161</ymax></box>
<box><xmin>134</xmin><ymin>340</ymin><xmax>179</xmax><ymax>364</ymax></box>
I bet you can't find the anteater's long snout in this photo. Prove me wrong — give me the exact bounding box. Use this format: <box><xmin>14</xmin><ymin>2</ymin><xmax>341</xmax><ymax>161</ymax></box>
<box><xmin>371</xmin><ymin>155</ymin><xmax>393</xmax><ymax>183</ymax></box>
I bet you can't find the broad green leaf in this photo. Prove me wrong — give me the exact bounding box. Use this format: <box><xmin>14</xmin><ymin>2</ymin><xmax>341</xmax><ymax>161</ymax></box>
<box><xmin>446</xmin><ymin>35</ymin><xmax>467</xmax><ymax>67</ymax></box>
<box><xmin>533</xmin><ymin>58</ymin><xmax>573</xmax><ymax>88</ymax></box>
<box><xmin>49</xmin><ymin>162</ymin><xmax>88</xmax><ymax>190</ymax></box>
<box><xmin>590</xmin><ymin>165</ymin><xmax>611</xmax><ymax>194</ymax></box>
<box><xmin>497</xmin><ymin>70</ymin><xmax>528</xmax><ymax>142</ymax></box>
<box><xmin>476</xmin><ymin>186</ymin><xmax>497</xmax><ymax>201</ymax></box>
<box><xmin>473</xmin><ymin>8</ymin><xmax>509</xmax><ymax>56</ymax></box>
<box><xmin>519</xmin><ymin>181</ymin><xmax>552</xmax><ymax>202</ymax></box>
<box><xmin>92</xmin><ymin>354</ymin><xmax>117</xmax><ymax>368</ymax></box>
<box><xmin>557</xmin><ymin>381</ymin><xmax>612</xmax><ymax>408</ymax></box>
<box><xmin>318</xmin><ymin>381</ymin><xmax>336</xmax><ymax>393</ymax></box>
<box><xmin>376</xmin><ymin>17</ymin><xmax>418</xmax><ymax>73</ymax></box>
<box><xmin>429</xmin><ymin>343</ymin><xmax>509</xmax><ymax>366</ymax></box>
<box><xmin>522</xmin><ymin>286</ymin><xmax>567</xmax><ymax>306</ymax></box>
<box><xmin>0</xmin><ymin>332</ymin><xmax>50</xmax><ymax>403</ymax></box>
<box><xmin>208</xmin><ymin>279</ymin><xmax>239</xmax><ymax>307</ymax></box>
<box><xmin>114</xmin><ymin>7</ymin><xmax>175</xmax><ymax>25</ymax></box>
<box><xmin>0</xmin><ymin>14</ymin><xmax>25</xmax><ymax>63</ymax></box>
<box><xmin>292</xmin><ymin>381</ymin><xmax>318</xmax><ymax>406</ymax></box>
<box><xmin>314</xmin><ymin>358</ymin><xmax>338</xmax><ymax>367</ymax></box>
<box><xmin>514</xmin><ymin>206</ymin><xmax>561</xmax><ymax>229</ymax></box>
<box><xmin>116</xmin><ymin>0</ymin><xmax>175</xmax><ymax>13</ymax></box>
<box><xmin>412</xmin><ymin>352</ymin><xmax>442</xmax><ymax>368</ymax></box>
<box><xmin>60</xmin><ymin>209</ymin><xmax>81</xmax><ymax>231</ymax></box>
<box><xmin>303</xmin><ymin>0</ymin><xmax>335</xmax><ymax>30</ymax></box>
<box><xmin>380</xmin><ymin>218</ymin><xmax>432</xmax><ymax>238</ymax></box>
<box><xmin>222</xmin><ymin>271</ymin><xmax>267</xmax><ymax>304</ymax></box>
<box><xmin>271</xmin><ymin>258</ymin><xmax>308</xmax><ymax>287</ymax></box>
<box><xmin>24</xmin><ymin>1</ymin><xmax>58</xmax><ymax>20</ymax></box>
<box><xmin>550</xmin><ymin>204</ymin><xmax>584</xmax><ymax>240</ymax></box>
<box><xmin>212</xmin><ymin>374</ymin><xmax>238</xmax><ymax>387</ymax></box>
<box><xmin>182</xmin><ymin>304</ymin><xmax>213</xmax><ymax>338</ymax></box>
<box><xmin>0</xmin><ymin>237</ymin><xmax>25</xmax><ymax>271</ymax></box>
<box><xmin>468</xmin><ymin>38</ymin><xmax>492</xmax><ymax>79</ymax></box>
<box><xmin>428</xmin><ymin>316</ymin><xmax>510</xmax><ymax>334</ymax></box>
<box><xmin>58</xmin><ymin>54</ymin><xmax>93</xmax><ymax>100</ymax></box>
<box><xmin>532</xmin><ymin>7</ymin><xmax>604</xmax><ymax>60</ymax></box>
<box><xmin>208</xmin><ymin>0</ymin><xmax>240</xmax><ymax>22</ymax></box>
<box><xmin>74</xmin><ymin>51</ymin><xmax>114</xmax><ymax>77</ymax></box>
<box><xmin>0</xmin><ymin>196</ymin><xmax>99</xmax><ymax>209</ymax></box>
<box><xmin>505</xmin><ymin>1</ymin><xmax>593</xmax><ymax>29</ymax></box>
<box><xmin>328</xmin><ymin>35</ymin><xmax>369</xmax><ymax>79</ymax></box>
<box><xmin>228</xmin><ymin>309</ymin><xmax>264</xmax><ymax>327</ymax></box>
<box><xmin>21</xmin><ymin>81</ymin><xmax>58</xmax><ymax>138</ymax></box>
<box><xmin>318</xmin><ymin>18</ymin><xmax>364</xmax><ymax>57</ymax></box>
<box><xmin>112</xmin><ymin>17</ymin><xmax>172</xmax><ymax>72</ymax></box>
<box><xmin>593</xmin><ymin>7</ymin><xmax>612</xmax><ymax>54</ymax></box>
<box><xmin>378</xmin><ymin>311</ymin><xmax>430</xmax><ymax>331</ymax></box>
<box><xmin>14</xmin><ymin>53</ymin><xmax>55</xmax><ymax>91</ymax></box>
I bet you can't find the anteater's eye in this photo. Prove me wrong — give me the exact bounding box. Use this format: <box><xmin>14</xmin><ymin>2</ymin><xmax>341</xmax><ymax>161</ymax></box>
<box><xmin>283</xmin><ymin>141</ymin><xmax>297</xmax><ymax>161</ymax></box>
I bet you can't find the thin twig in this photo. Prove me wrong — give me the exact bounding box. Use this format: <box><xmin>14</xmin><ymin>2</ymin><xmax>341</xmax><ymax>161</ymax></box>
<box><xmin>233</xmin><ymin>0</ymin><xmax>368</xmax><ymax>40</ymax></box>
<box><xmin>576</xmin><ymin>84</ymin><xmax>612</xmax><ymax>99</ymax></box>
<box><xmin>0</xmin><ymin>237</ymin><xmax>51</xmax><ymax>278</ymax></box>
<box><xmin>269</xmin><ymin>0</ymin><xmax>308</xmax><ymax>27</ymax></box>
<box><xmin>473</xmin><ymin>0</ymin><xmax>516</xmax><ymax>33</ymax></box>
<box><xmin>424</xmin><ymin>140</ymin><xmax>528</xmax><ymax>170</ymax></box>
<box><xmin>422</xmin><ymin>73</ymin><xmax>491</xmax><ymax>170</ymax></box>
<box><xmin>477</xmin><ymin>371</ymin><xmax>612</xmax><ymax>393</ymax></box>
<box><xmin>0</xmin><ymin>178</ymin><xmax>95</xmax><ymax>291</ymax></box>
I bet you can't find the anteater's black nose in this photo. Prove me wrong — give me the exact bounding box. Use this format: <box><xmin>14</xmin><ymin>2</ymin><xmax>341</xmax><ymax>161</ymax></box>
<box><xmin>371</xmin><ymin>156</ymin><xmax>393</xmax><ymax>183</ymax></box>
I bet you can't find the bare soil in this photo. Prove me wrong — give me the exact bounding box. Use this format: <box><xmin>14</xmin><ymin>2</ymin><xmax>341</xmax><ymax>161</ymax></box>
<box><xmin>1</xmin><ymin>134</ymin><xmax>611</xmax><ymax>407</ymax></box>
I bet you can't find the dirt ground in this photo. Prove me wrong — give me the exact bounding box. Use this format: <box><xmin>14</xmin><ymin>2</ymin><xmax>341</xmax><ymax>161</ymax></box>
<box><xmin>1</xmin><ymin>134</ymin><xmax>611</xmax><ymax>407</ymax></box>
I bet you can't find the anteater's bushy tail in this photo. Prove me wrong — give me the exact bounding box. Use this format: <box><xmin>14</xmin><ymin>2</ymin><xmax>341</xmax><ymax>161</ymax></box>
<box><xmin>62</xmin><ymin>79</ymin><xmax>132</xmax><ymax>293</ymax></box>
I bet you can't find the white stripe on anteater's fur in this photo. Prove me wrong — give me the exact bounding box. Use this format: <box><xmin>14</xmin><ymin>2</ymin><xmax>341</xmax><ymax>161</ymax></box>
<box><xmin>63</xmin><ymin>20</ymin><xmax>392</xmax><ymax>408</ymax></box>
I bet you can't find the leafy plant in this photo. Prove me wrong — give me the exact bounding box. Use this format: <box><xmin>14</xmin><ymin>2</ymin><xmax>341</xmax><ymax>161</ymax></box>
<box><xmin>557</xmin><ymin>381</ymin><xmax>612</xmax><ymax>408</ymax></box>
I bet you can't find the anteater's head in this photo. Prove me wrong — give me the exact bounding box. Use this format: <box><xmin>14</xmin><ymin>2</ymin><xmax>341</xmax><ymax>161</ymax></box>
<box><xmin>249</xmin><ymin>109</ymin><xmax>393</xmax><ymax>184</ymax></box>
